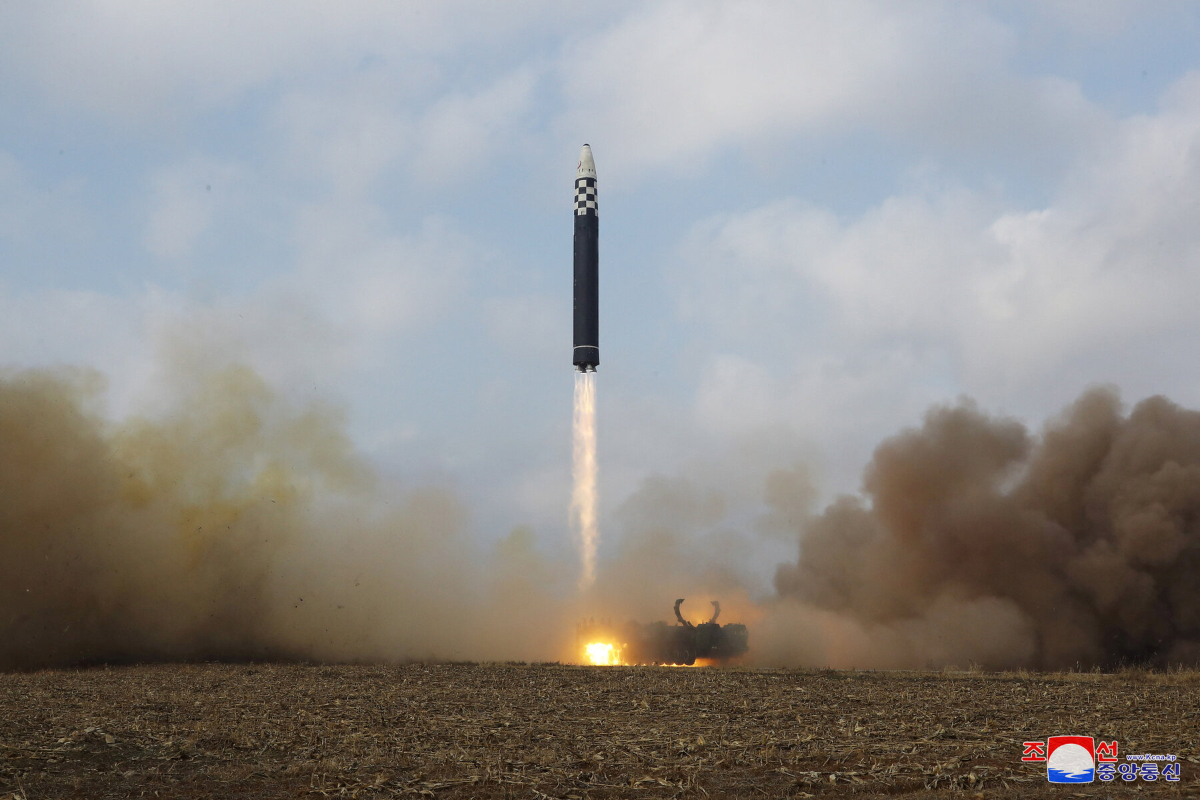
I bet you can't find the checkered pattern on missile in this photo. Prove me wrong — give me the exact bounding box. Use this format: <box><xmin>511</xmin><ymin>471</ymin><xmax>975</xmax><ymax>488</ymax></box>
<box><xmin>575</xmin><ymin>177</ymin><xmax>597</xmax><ymax>216</ymax></box>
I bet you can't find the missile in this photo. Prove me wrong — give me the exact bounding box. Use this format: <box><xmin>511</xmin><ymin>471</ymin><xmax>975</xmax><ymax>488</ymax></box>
<box><xmin>573</xmin><ymin>144</ymin><xmax>599</xmax><ymax>372</ymax></box>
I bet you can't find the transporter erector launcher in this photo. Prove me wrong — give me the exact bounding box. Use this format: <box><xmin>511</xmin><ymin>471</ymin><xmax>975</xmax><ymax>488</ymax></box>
<box><xmin>573</xmin><ymin>144</ymin><xmax>599</xmax><ymax>372</ymax></box>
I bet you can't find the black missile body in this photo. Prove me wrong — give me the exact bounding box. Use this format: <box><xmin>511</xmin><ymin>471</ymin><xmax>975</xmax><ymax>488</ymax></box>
<box><xmin>573</xmin><ymin>144</ymin><xmax>599</xmax><ymax>372</ymax></box>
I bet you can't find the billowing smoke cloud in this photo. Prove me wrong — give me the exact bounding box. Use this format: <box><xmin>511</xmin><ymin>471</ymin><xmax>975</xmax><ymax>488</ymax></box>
<box><xmin>7</xmin><ymin>360</ymin><xmax>1200</xmax><ymax>672</ymax></box>
<box><xmin>772</xmin><ymin>388</ymin><xmax>1200</xmax><ymax>669</ymax></box>
<box><xmin>0</xmin><ymin>364</ymin><xmax>572</xmax><ymax>670</ymax></box>
<box><xmin>585</xmin><ymin>474</ymin><xmax>761</xmax><ymax>625</ymax></box>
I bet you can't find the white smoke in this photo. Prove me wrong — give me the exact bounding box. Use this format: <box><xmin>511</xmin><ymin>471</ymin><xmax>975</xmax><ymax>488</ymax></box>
<box><xmin>571</xmin><ymin>370</ymin><xmax>598</xmax><ymax>589</ymax></box>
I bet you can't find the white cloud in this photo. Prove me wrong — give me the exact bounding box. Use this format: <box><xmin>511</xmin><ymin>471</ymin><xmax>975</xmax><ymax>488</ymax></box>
<box><xmin>482</xmin><ymin>294</ymin><xmax>565</xmax><ymax>359</ymax></box>
<box><xmin>693</xmin><ymin>355</ymin><xmax>776</xmax><ymax>437</ymax></box>
<box><xmin>554</xmin><ymin>0</ymin><xmax>1103</xmax><ymax>178</ymax></box>
<box><xmin>671</xmin><ymin>71</ymin><xmax>1200</xmax><ymax>487</ymax></box>
<box><xmin>275</xmin><ymin>65</ymin><xmax>537</xmax><ymax>194</ymax></box>
<box><xmin>0</xmin><ymin>153</ymin><xmax>35</xmax><ymax>242</ymax></box>
<box><xmin>0</xmin><ymin>1</ymin><xmax>577</xmax><ymax>122</ymax></box>
<box><xmin>1031</xmin><ymin>0</ymin><xmax>1146</xmax><ymax>38</ymax></box>
<box><xmin>558</xmin><ymin>0</ymin><xmax>932</xmax><ymax>168</ymax></box>
<box><xmin>275</xmin><ymin>73</ymin><xmax>413</xmax><ymax>197</ymax></box>
<box><xmin>0</xmin><ymin>151</ymin><xmax>91</xmax><ymax>249</ymax></box>
<box><xmin>674</xmin><ymin>189</ymin><xmax>1000</xmax><ymax>352</ymax></box>
<box><xmin>143</xmin><ymin>157</ymin><xmax>242</xmax><ymax>259</ymax></box>
<box><xmin>293</xmin><ymin>205</ymin><xmax>472</xmax><ymax>341</ymax></box>
<box><xmin>414</xmin><ymin>69</ymin><xmax>538</xmax><ymax>183</ymax></box>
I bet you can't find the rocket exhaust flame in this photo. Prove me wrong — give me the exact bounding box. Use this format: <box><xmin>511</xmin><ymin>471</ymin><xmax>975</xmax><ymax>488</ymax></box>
<box><xmin>584</xmin><ymin>641</ymin><xmax>618</xmax><ymax>665</ymax></box>
<box><xmin>572</xmin><ymin>371</ymin><xmax>598</xmax><ymax>590</ymax></box>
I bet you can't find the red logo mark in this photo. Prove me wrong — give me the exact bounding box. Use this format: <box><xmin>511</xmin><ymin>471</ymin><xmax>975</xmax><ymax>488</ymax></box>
<box><xmin>1022</xmin><ymin>741</ymin><xmax>1047</xmax><ymax>762</ymax></box>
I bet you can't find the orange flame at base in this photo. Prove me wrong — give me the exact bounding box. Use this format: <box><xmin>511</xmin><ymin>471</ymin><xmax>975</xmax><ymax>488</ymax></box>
<box><xmin>584</xmin><ymin>642</ymin><xmax>619</xmax><ymax>665</ymax></box>
<box><xmin>583</xmin><ymin>642</ymin><xmax>619</xmax><ymax>666</ymax></box>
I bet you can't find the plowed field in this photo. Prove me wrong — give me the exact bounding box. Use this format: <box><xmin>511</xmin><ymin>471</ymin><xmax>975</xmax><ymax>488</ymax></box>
<box><xmin>1</xmin><ymin>663</ymin><xmax>1196</xmax><ymax>798</ymax></box>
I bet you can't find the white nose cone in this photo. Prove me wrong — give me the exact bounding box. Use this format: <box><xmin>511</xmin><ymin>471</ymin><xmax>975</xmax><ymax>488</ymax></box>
<box><xmin>577</xmin><ymin>144</ymin><xmax>596</xmax><ymax>180</ymax></box>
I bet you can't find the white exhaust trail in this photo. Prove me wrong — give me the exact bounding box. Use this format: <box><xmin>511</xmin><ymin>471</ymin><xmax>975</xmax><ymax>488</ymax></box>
<box><xmin>571</xmin><ymin>371</ymin><xmax>598</xmax><ymax>590</ymax></box>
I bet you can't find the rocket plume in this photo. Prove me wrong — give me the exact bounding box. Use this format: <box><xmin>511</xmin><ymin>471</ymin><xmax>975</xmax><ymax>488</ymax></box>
<box><xmin>571</xmin><ymin>370</ymin><xmax>598</xmax><ymax>590</ymax></box>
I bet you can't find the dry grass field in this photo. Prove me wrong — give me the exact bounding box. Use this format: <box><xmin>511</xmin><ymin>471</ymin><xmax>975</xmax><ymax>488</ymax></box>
<box><xmin>1</xmin><ymin>662</ymin><xmax>1197</xmax><ymax>799</ymax></box>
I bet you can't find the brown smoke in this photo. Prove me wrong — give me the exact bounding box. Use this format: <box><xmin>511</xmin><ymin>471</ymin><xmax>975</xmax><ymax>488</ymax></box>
<box><xmin>0</xmin><ymin>365</ymin><xmax>570</xmax><ymax>670</ymax></box>
<box><xmin>585</xmin><ymin>474</ymin><xmax>761</xmax><ymax>625</ymax></box>
<box><xmin>8</xmin><ymin>360</ymin><xmax>1200</xmax><ymax>671</ymax></box>
<box><xmin>773</xmin><ymin>388</ymin><xmax>1200</xmax><ymax>669</ymax></box>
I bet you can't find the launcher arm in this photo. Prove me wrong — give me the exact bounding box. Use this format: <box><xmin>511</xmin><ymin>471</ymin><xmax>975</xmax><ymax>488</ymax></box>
<box><xmin>674</xmin><ymin>599</ymin><xmax>695</xmax><ymax>628</ymax></box>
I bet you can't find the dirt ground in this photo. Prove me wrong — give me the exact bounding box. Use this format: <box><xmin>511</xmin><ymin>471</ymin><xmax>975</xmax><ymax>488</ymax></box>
<box><xmin>1</xmin><ymin>663</ymin><xmax>1197</xmax><ymax>799</ymax></box>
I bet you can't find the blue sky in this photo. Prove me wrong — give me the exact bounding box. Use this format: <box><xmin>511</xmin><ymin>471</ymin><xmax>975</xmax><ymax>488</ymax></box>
<box><xmin>3</xmin><ymin>1</ymin><xmax>1200</xmax><ymax>592</ymax></box>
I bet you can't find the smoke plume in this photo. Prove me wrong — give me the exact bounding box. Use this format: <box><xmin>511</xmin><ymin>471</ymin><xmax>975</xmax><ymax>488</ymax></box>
<box><xmin>772</xmin><ymin>388</ymin><xmax>1200</xmax><ymax>669</ymax></box>
<box><xmin>0</xmin><ymin>364</ymin><xmax>571</xmax><ymax>670</ymax></box>
<box><xmin>571</xmin><ymin>371</ymin><xmax>598</xmax><ymax>589</ymax></box>
<box><xmin>6</xmin><ymin>356</ymin><xmax>1200</xmax><ymax>672</ymax></box>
